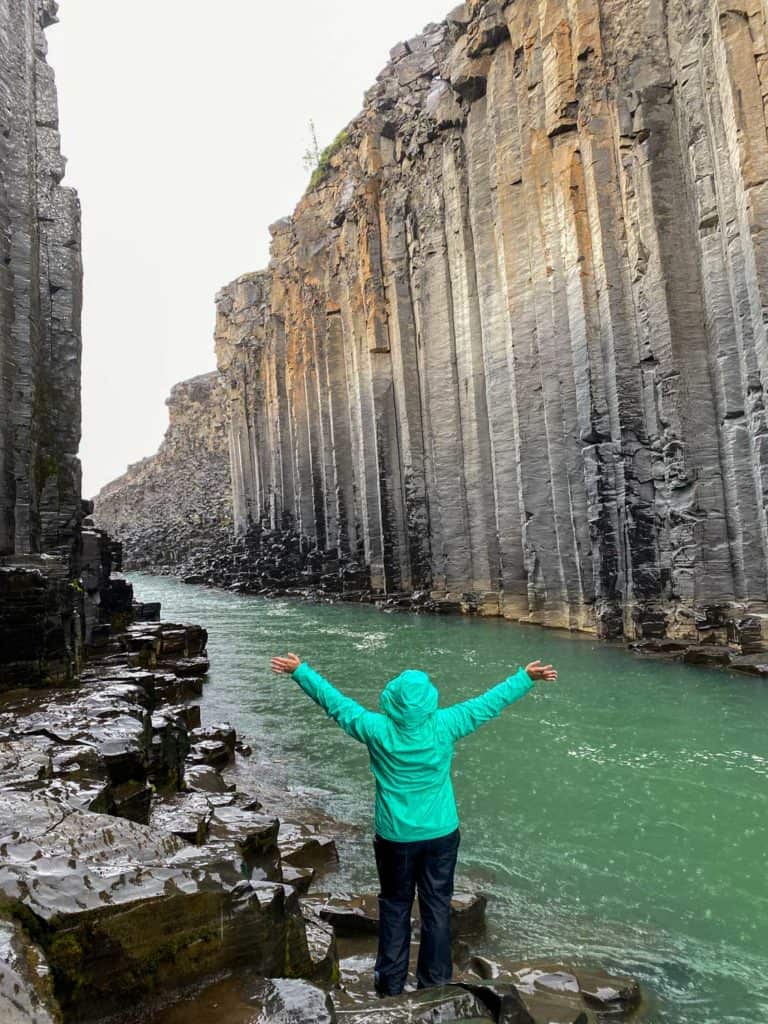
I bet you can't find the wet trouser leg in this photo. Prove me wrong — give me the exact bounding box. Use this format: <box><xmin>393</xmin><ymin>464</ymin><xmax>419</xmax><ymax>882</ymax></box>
<box><xmin>373</xmin><ymin>835</ymin><xmax>416</xmax><ymax>996</ymax></box>
<box><xmin>415</xmin><ymin>828</ymin><xmax>460</xmax><ymax>989</ymax></box>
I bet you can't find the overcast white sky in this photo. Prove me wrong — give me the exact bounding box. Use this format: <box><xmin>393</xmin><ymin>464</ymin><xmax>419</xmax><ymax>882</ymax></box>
<box><xmin>48</xmin><ymin>0</ymin><xmax>449</xmax><ymax>497</ymax></box>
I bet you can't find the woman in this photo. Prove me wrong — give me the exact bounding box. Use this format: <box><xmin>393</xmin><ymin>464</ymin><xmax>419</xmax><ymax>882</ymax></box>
<box><xmin>271</xmin><ymin>651</ymin><xmax>558</xmax><ymax>996</ymax></box>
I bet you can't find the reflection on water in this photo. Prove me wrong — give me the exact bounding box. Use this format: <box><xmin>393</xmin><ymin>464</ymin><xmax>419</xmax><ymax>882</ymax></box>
<box><xmin>131</xmin><ymin>573</ymin><xmax>768</xmax><ymax>1024</ymax></box>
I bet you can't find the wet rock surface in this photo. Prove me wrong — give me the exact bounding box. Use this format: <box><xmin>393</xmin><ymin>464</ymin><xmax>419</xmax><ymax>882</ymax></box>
<box><xmin>143</xmin><ymin>964</ymin><xmax>641</xmax><ymax>1024</ymax></box>
<box><xmin>331</xmin><ymin>940</ymin><xmax>643</xmax><ymax>1024</ymax></box>
<box><xmin>0</xmin><ymin>913</ymin><xmax>60</xmax><ymax>1024</ymax></box>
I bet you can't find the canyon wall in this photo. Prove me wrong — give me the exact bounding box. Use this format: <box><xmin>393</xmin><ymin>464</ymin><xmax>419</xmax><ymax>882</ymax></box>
<box><xmin>214</xmin><ymin>0</ymin><xmax>768</xmax><ymax>642</ymax></box>
<box><xmin>93</xmin><ymin>372</ymin><xmax>233</xmax><ymax>577</ymax></box>
<box><xmin>0</xmin><ymin>0</ymin><xmax>85</xmax><ymax>683</ymax></box>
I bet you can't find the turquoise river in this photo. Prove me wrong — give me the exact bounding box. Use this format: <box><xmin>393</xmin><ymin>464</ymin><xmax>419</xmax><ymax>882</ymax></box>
<box><xmin>131</xmin><ymin>573</ymin><xmax>767</xmax><ymax>1024</ymax></box>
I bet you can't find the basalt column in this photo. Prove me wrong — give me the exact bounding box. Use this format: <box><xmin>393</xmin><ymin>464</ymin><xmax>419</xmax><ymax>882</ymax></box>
<box><xmin>0</xmin><ymin>0</ymin><xmax>84</xmax><ymax>685</ymax></box>
<box><xmin>215</xmin><ymin>0</ymin><xmax>768</xmax><ymax>644</ymax></box>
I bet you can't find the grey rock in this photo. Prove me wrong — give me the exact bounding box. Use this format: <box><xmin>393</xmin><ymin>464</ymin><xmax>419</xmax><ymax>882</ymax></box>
<box><xmin>185</xmin><ymin>764</ymin><xmax>234</xmax><ymax>794</ymax></box>
<box><xmin>0</xmin><ymin>789</ymin><xmax>310</xmax><ymax>1020</ymax></box>
<box><xmin>0</xmin><ymin>913</ymin><xmax>60</xmax><ymax>1024</ymax></box>
<box><xmin>279</xmin><ymin>824</ymin><xmax>339</xmax><ymax>870</ymax></box>
<box><xmin>256</xmin><ymin>978</ymin><xmax>336</xmax><ymax>1024</ymax></box>
<box><xmin>338</xmin><ymin>984</ymin><xmax>497</xmax><ymax>1023</ymax></box>
<box><xmin>0</xmin><ymin>0</ymin><xmax>83</xmax><ymax>687</ymax></box>
<box><xmin>92</xmin><ymin>373</ymin><xmax>233</xmax><ymax>580</ymax></box>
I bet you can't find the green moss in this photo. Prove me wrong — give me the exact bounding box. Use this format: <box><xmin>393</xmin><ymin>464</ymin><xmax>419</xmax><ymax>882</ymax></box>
<box><xmin>48</xmin><ymin>932</ymin><xmax>87</xmax><ymax>1004</ymax></box>
<box><xmin>307</xmin><ymin>129</ymin><xmax>349</xmax><ymax>192</ymax></box>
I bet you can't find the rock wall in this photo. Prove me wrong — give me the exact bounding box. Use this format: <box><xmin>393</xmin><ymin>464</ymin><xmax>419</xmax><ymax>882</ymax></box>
<box><xmin>0</xmin><ymin>0</ymin><xmax>82</xmax><ymax>562</ymax></box>
<box><xmin>215</xmin><ymin>0</ymin><xmax>768</xmax><ymax>642</ymax></box>
<box><xmin>0</xmin><ymin>0</ymin><xmax>84</xmax><ymax>683</ymax></box>
<box><xmin>93</xmin><ymin>372</ymin><xmax>233</xmax><ymax>576</ymax></box>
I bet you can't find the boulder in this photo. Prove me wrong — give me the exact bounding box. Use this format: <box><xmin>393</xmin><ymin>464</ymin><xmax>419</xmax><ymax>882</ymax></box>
<box><xmin>191</xmin><ymin>722</ymin><xmax>236</xmax><ymax>755</ymax></box>
<box><xmin>150</xmin><ymin>792</ymin><xmax>212</xmax><ymax>845</ymax></box>
<box><xmin>257</xmin><ymin>978</ymin><xmax>336</xmax><ymax>1023</ymax></box>
<box><xmin>184</xmin><ymin>764</ymin><xmax>234</xmax><ymax>794</ymax></box>
<box><xmin>299</xmin><ymin>903</ymin><xmax>338</xmax><ymax>986</ymax></box>
<box><xmin>159</xmin><ymin>655</ymin><xmax>210</xmax><ymax>678</ymax></box>
<box><xmin>470</xmin><ymin>954</ymin><xmax>501</xmax><ymax>980</ymax></box>
<box><xmin>279</xmin><ymin>824</ymin><xmax>339</xmax><ymax>870</ymax></box>
<box><xmin>681</xmin><ymin>644</ymin><xmax>735</xmax><ymax>666</ymax></box>
<box><xmin>318</xmin><ymin>895</ymin><xmax>379</xmax><ymax>937</ymax></box>
<box><xmin>728</xmin><ymin>654</ymin><xmax>768</xmax><ymax>677</ymax></box>
<box><xmin>450</xmin><ymin>890</ymin><xmax>487</xmax><ymax>937</ymax></box>
<box><xmin>283</xmin><ymin>865</ymin><xmax>315</xmax><ymax>894</ymax></box>
<box><xmin>208</xmin><ymin>806</ymin><xmax>279</xmax><ymax>856</ymax></box>
<box><xmin>513</xmin><ymin>963</ymin><xmax>642</xmax><ymax>1021</ymax></box>
<box><xmin>149</xmin><ymin>709</ymin><xmax>190</xmax><ymax>789</ymax></box>
<box><xmin>110</xmin><ymin>778</ymin><xmax>153</xmax><ymax>823</ymax></box>
<box><xmin>187</xmin><ymin>738</ymin><xmax>233</xmax><ymax>769</ymax></box>
<box><xmin>154</xmin><ymin>672</ymin><xmax>204</xmax><ymax>703</ymax></box>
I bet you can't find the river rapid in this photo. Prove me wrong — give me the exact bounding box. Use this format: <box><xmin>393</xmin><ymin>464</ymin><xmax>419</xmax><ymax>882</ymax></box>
<box><xmin>130</xmin><ymin>573</ymin><xmax>768</xmax><ymax>1024</ymax></box>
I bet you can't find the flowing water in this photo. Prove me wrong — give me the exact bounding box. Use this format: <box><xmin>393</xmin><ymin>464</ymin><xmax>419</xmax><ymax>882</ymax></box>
<box><xmin>131</xmin><ymin>573</ymin><xmax>768</xmax><ymax>1024</ymax></box>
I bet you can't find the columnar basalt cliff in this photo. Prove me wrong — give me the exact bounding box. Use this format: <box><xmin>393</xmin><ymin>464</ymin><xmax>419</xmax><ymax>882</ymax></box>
<box><xmin>0</xmin><ymin>0</ymin><xmax>84</xmax><ymax>684</ymax></box>
<box><xmin>93</xmin><ymin>371</ymin><xmax>233</xmax><ymax>576</ymax></box>
<box><xmin>214</xmin><ymin>0</ymin><xmax>768</xmax><ymax>645</ymax></box>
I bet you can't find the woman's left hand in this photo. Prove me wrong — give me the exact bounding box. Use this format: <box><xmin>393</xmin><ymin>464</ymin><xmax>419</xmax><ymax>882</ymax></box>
<box><xmin>525</xmin><ymin>659</ymin><xmax>558</xmax><ymax>681</ymax></box>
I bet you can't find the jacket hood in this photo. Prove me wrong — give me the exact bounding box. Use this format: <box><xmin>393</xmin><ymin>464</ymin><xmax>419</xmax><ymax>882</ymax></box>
<box><xmin>379</xmin><ymin>670</ymin><xmax>438</xmax><ymax>728</ymax></box>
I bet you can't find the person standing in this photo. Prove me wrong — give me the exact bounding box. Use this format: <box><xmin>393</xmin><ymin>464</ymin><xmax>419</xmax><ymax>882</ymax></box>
<box><xmin>270</xmin><ymin>652</ymin><xmax>558</xmax><ymax>996</ymax></box>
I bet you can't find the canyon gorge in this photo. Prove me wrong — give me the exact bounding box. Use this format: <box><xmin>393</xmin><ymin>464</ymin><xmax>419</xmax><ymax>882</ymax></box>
<box><xmin>98</xmin><ymin>0</ymin><xmax>768</xmax><ymax>651</ymax></box>
<box><xmin>2</xmin><ymin>0</ymin><xmax>768</xmax><ymax>1021</ymax></box>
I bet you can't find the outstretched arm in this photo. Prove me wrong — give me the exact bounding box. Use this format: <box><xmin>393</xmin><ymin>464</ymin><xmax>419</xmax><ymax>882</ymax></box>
<box><xmin>271</xmin><ymin>653</ymin><xmax>381</xmax><ymax>744</ymax></box>
<box><xmin>438</xmin><ymin>659</ymin><xmax>557</xmax><ymax>741</ymax></box>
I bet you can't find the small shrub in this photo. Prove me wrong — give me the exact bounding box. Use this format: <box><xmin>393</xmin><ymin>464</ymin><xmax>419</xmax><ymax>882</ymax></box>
<box><xmin>307</xmin><ymin>129</ymin><xmax>349</xmax><ymax>191</ymax></box>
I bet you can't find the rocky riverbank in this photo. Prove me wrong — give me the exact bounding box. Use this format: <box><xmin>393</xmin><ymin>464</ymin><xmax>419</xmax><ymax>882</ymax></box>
<box><xmin>0</xmin><ymin>567</ymin><xmax>646</xmax><ymax>1023</ymax></box>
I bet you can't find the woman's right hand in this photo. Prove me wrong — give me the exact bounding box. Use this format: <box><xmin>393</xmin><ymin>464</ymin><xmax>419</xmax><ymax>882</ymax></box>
<box><xmin>271</xmin><ymin>652</ymin><xmax>301</xmax><ymax>674</ymax></box>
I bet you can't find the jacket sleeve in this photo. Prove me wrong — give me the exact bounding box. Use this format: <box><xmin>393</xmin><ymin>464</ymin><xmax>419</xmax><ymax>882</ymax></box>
<box><xmin>291</xmin><ymin>662</ymin><xmax>382</xmax><ymax>744</ymax></box>
<box><xmin>438</xmin><ymin>667</ymin><xmax>534</xmax><ymax>741</ymax></box>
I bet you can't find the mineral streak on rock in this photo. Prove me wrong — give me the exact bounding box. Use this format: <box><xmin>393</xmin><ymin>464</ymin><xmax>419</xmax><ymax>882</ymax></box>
<box><xmin>212</xmin><ymin>0</ymin><xmax>768</xmax><ymax>643</ymax></box>
<box><xmin>0</xmin><ymin>0</ymin><xmax>84</xmax><ymax>684</ymax></box>
<box><xmin>93</xmin><ymin>372</ymin><xmax>233</xmax><ymax>573</ymax></box>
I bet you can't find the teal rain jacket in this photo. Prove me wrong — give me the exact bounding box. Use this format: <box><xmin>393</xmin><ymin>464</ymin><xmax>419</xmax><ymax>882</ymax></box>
<box><xmin>291</xmin><ymin>661</ymin><xmax>534</xmax><ymax>842</ymax></box>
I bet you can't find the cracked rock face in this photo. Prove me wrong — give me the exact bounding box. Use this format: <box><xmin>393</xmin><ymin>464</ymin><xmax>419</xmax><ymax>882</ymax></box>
<box><xmin>0</xmin><ymin>790</ymin><xmax>305</xmax><ymax>1021</ymax></box>
<box><xmin>206</xmin><ymin>0</ymin><xmax>768</xmax><ymax>644</ymax></box>
<box><xmin>0</xmin><ymin>0</ymin><xmax>82</xmax><ymax>566</ymax></box>
<box><xmin>0</xmin><ymin>0</ymin><xmax>84</xmax><ymax>686</ymax></box>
